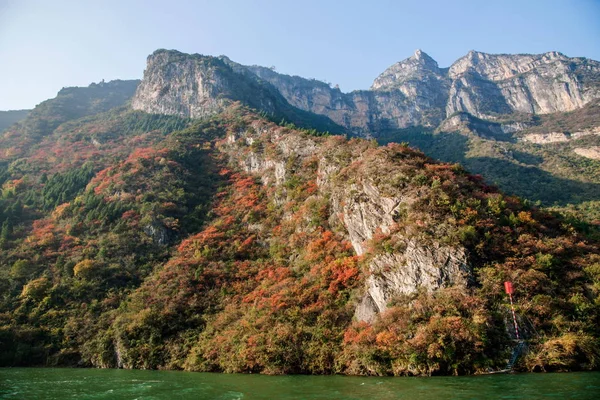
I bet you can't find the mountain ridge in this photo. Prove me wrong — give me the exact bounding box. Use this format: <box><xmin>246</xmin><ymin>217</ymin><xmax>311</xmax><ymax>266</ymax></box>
<box><xmin>129</xmin><ymin>50</ymin><xmax>600</xmax><ymax>212</ymax></box>
<box><xmin>132</xmin><ymin>49</ymin><xmax>600</xmax><ymax>136</ymax></box>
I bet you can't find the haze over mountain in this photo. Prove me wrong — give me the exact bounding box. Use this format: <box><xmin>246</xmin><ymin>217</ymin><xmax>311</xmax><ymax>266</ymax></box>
<box><xmin>0</xmin><ymin>47</ymin><xmax>599</xmax><ymax>376</ymax></box>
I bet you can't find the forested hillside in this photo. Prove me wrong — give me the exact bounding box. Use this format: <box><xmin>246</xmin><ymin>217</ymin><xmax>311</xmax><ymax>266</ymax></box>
<box><xmin>0</xmin><ymin>99</ymin><xmax>598</xmax><ymax>375</ymax></box>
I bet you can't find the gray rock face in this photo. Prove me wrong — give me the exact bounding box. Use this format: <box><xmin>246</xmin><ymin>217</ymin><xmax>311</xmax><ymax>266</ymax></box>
<box><xmin>445</xmin><ymin>51</ymin><xmax>600</xmax><ymax>118</ymax></box>
<box><xmin>132</xmin><ymin>51</ymin><xmax>232</xmax><ymax>118</ymax></box>
<box><xmin>437</xmin><ymin>113</ymin><xmax>515</xmax><ymax>141</ymax></box>
<box><xmin>372</xmin><ymin>49</ymin><xmax>443</xmax><ymax>90</ymax></box>
<box><xmin>132</xmin><ymin>49</ymin><xmax>600</xmax><ymax>137</ymax></box>
<box><xmin>319</xmin><ymin>163</ymin><xmax>470</xmax><ymax>323</ymax></box>
<box><xmin>132</xmin><ymin>50</ymin><xmax>282</xmax><ymax>119</ymax></box>
<box><xmin>357</xmin><ymin>243</ymin><xmax>469</xmax><ymax>323</ymax></box>
<box><xmin>242</xmin><ymin>50</ymin><xmax>600</xmax><ymax>134</ymax></box>
<box><xmin>143</xmin><ymin>221</ymin><xmax>170</xmax><ymax>245</ymax></box>
<box><xmin>132</xmin><ymin>50</ymin><xmax>345</xmax><ymax>134</ymax></box>
<box><xmin>245</xmin><ymin>52</ymin><xmax>448</xmax><ymax>133</ymax></box>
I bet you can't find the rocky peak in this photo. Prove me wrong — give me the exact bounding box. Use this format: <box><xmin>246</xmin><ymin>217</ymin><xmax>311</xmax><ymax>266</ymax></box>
<box><xmin>131</xmin><ymin>48</ymin><xmax>600</xmax><ymax>136</ymax></box>
<box><xmin>413</xmin><ymin>49</ymin><xmax>437</xmax><ymax>66</ymax></box>
<box><xmin>448</xmin><ymin>50</ymin><xmax>572</xmax><ymax>81</ymax></box>
<box><xmin>371</xmin><ymin>49</ymin><xmax>442</xmax><ymax>90</ymax></box>
<box><xmin>132</xmin><ymin>50</ymin><xmax>233</xmax><ymax>118</ymax></box>
<box><xmin>131</xmin><ymin>50</ymin><xmax>344</xmax><ymax>133</ymax></box>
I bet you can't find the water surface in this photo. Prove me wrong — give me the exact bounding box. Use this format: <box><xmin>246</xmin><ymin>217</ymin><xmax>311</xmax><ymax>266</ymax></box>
<box><xmin>1</xmin><ymin>368</ymin><xmax>599</xmax><ymax>399</ymax></box>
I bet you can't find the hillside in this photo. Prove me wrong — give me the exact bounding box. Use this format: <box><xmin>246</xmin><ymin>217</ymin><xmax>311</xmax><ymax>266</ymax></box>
<box><xmin>0</xmin><ymin>80</ymin><xmax>140</xmax><ymax>161</ymax></box>
<box><xmin>0</xmin><ymin>93</ymin><xmax>598</xmax><ymax>375</ymax></box>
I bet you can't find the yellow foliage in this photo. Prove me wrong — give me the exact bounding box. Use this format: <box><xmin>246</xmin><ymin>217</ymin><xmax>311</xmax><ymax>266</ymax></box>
<box><xmin>52</xmin><ymin>202</ymin><xmax>71</xmax><ymax>219</ymax></box>
<box><xmin>526</xmin><ymin>333</ymin><xmax>600</xmax><ymax>371</ymax></box>
<box><xmin>21</xmin><ymin>277</ymin><xmax>51</xmax><ymax>300</ymax></box>
<box><xmin>73</xmin><ymin>259</ymin><xmax>98</xmax><ymax>279</ymax></box>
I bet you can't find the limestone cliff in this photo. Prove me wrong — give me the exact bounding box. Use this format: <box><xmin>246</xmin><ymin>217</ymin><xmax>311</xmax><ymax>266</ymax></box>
<box><xmin>244</xmin><ymin>50</ymin><xmax>449</xmax><ymax>132</ymax></box>
<box><xmin>132</xmin><ymin>50</ymin><xmax>344</xmax><ymax>133</ymax></box>
<box><xmin>242</xmin><ymin>50</ymin><xmax>600</xmax><ymax>135</ymax></box>
<box><xmin>132</xmin><ymin>49</ymin><xmax>600</xmax><ymax>137</ymax></box>
<box><xmin>132</xmin><ymin>50</ymin><xmax>280</xmax><ymax>118</ymax></box>
<box><xmin>446</xmin><ymin>51</ymin><xmax>600</xmax><ymax>118</ymax></box>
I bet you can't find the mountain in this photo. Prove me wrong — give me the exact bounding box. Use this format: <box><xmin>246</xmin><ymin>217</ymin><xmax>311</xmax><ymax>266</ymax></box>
<box><xmin>0</xmin><ymin>49</ymin><xmax>599</xmax><ymax>376</ymax></box>
<box><xmin>229</xmin><ymin>50</ymin><xmax>600</xmax><ymax>212</ymax></box>
<box><xmin>232</xmin><ymin>50</ymin><xmax>600</xmax><ymax>134</ymax></box>
<box><xmin>0</xmin><ymin>110</ymin><xmax>30</xmax><ymax>133</ymax></box>
<box><xmin>130</xmin><ymin>50</ymin><xmax>600</xmax><ymax>210</ymax></box>
<box><xmin>132</xmin><ymin>50</ymin><xmax>345</xmax><ymax>134</ymax></box>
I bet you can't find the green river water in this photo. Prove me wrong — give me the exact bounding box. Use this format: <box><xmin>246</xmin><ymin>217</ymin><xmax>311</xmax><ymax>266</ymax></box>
<box><xmin>1</xmin><ymin>368</ymin><xmax>599</xmax><ymax>399</ymax></box>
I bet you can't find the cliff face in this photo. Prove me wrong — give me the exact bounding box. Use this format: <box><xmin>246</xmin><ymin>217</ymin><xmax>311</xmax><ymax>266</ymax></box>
<box><xmin>132</xmin><ymin>49</ymin><xmax>600</xmax><ymax>136</ymax></box>
<box><xmin>129</xmin><ymin>49</ymin><xmax>600</xmax><ymax>209</ymax></box>
<box><xmin>445</xmin><ymin>51</ymin><xmax>600</xmax><ymax>118</ymax></box>
<box><xmin>131</xmin><ymin>50</ymin><xmax>279</xmax><ymax>118</ymax></box>
<box><xmin>132</xmin><ymin>49</ymin><xmax>600</xmax><ymax>137</ymax></box>
<box><xmin>243</xmin><ymin>51</ymin><xmax>449</xmax><ymax>132</ymax></box>
<box><xmin>242</xmin><ymin>50</ymin><xmax>600</xmax><ymax>134</ymax></box>
<box><xmin>132</xmin><ymin>50</ymin><xmax>345</xmax><ymax>133</ymax></box>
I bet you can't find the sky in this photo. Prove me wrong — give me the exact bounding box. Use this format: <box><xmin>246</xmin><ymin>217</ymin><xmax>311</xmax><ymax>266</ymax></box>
<box><xmin>0</xmin><ymin>0</ymin><xmax>599</xmax><ymax>110</ymax></box>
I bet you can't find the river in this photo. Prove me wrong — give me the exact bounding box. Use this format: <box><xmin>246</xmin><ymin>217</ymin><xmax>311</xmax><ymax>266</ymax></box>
<box><xmin>1</xmin><ymin>368</ymin><xmax>599</xmax><ymax>399</ymax></box>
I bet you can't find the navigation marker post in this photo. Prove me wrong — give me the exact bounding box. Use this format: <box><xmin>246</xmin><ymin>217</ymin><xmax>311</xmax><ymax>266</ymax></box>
<box><xmin>504</xmin><ymin>281</ymin><xmax>520</xmax><ymax>340</ymax></box>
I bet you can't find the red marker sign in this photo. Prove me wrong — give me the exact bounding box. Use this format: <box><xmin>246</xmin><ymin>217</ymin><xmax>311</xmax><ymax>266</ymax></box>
<box><xmin>504</xmin><ymin>281</ymin><xmax>520</xmax><ymax>340</ymax></box>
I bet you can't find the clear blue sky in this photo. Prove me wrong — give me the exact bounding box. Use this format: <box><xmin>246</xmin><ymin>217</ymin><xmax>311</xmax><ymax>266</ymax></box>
<box><xmin>1</xmin><ymin>0</ymin><xmax>599</xmax><ymax>110</ymax></box>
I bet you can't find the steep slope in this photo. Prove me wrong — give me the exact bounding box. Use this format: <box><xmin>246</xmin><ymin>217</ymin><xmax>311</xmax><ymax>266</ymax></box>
<box><xmin>216</xmin><ymin>50</ymin><xmax>599</xmax><ymax>216</ymax></box>
<box><xmin>243</xmin><ymin>50</ymin><xmax>449</xmax><ymax>132</ymax></box>
<box><xmin>446</xmin><ymin>51</ymin><xmax>600</xmax><ymax>117</ymax></box>
<box><xmin>0</xmin><ymin>102</ymin><xmax>598</xmax><ymax>375</ymax></box>
<box><xmin>383</xmin><ymin>101</ymin><xmax>600</xmax><ymax>211</ymax></box>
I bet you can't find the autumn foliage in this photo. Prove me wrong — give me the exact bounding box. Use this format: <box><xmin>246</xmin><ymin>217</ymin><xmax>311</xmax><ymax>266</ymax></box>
<box><xmin>0</xmin><ymin>105</ymin><xmax>598</xmax><ymax>375</ymax></box>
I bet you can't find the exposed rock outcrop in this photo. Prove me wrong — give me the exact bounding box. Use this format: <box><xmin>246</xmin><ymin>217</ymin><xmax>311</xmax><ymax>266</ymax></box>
<box><xmin>223</xmin><ymin>121</ymin><xmax>471</xmax><ymax>323</ymax></box>
<box><xmin>132</xmin><ymin>49</ymin><xmax>600</xmax><ymax>138</ymax></box>
<box><xmin>522</xmin><ymin>132</ymin><xmax>570</xmax><ymax>144</ymax></box>
<box><xmin>356</xmin><ymin>243</ymin><xmax>469</xmax><ymax>322</ymax></box>
<box><xmin>132</xmin><ymin>50</ymin><xmax>279</xmax><ymax>118</ymax></box>
<box><xmin>242</xmin><ymin>50</ymin><xmax>600</xmax><ymax>134</ymax></box>
<box><xmin>445</xmin><ymin>51</ymin><xmax>600</xmax><ymax>118</ymax></box>
<box><xmin>574</xmin><ymin>146</ymin><xmax>600</xmax><ymax>160</ymax></box>
<box><xmin>522</xmin><ymin>126</ymin><xmax>600</xmax><ymax>144</ymax></box>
